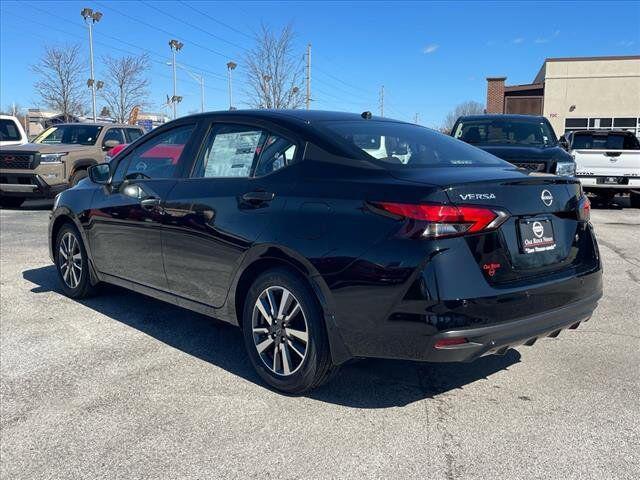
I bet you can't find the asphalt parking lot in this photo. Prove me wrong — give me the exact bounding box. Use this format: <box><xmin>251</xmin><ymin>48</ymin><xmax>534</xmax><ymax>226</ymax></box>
<box><xmin>1</xmin><ymin>199</ymin><xmax>638</xmax><ymax>480</ymax></box>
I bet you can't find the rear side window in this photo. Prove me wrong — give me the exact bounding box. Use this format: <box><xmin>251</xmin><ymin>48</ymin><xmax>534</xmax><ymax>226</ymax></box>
<box><xmin>320</xmin><ymin>120</ymin><xmax>505</xmax><ymax>168</ymax></box>
<box><xmin>0</xmin><ymin>119</ymin><xmax>22</xmax><ymax>141</ymax></box>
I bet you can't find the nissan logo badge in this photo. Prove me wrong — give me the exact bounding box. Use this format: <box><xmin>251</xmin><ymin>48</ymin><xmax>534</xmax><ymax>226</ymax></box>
<box><xmin>541</xmin><ymin>189</ymin><xmax>553</xmax><ymax>207</ymax></box>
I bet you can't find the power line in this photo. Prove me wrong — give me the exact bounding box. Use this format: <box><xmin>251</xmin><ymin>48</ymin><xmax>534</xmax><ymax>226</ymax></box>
<box><xmin>0</xmin><ymin>8</ymin><xmax>226</xmax><ymax>98</ymax></box>
<box><xmin>95</xmin><ymin>1</ymin><xmax>234</xmax><ymax>61</ymax></box>
<box><xmin>22</xmin><ymin>2</ymin><xmax>228</xmax><ymax>82</ymax></box>
<box><xmin>177</xmin><ymin>0</ymin><xmax>255</xmax><ymax>40</ymax></box>
<box><xmin>140</xmin><ymin>1</ymin><xmax>250</xmax><ymax>53</ymax></box>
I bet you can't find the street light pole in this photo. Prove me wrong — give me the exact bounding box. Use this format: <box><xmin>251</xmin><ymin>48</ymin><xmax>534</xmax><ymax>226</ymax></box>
<box><xmin>167</xmin><ymin>61</ymin><xmax>205</xmax><ymax>113</ymax></box>
<box><xmin>81</xmin><ymin>7</ymin><xmax>102</xmax><ymax>122</ymax></box>
<box><xmin>168</xmin><ymin>39</ymin><xmax>184</xmax><ymax>119</ymax></box>
<box><xmin>226</xmin><ymin>61</ymin><xmax>237</xmax><ymax>110</ymax></box>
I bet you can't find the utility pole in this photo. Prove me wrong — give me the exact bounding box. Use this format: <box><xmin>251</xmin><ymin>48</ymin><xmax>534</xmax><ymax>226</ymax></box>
<box><xmin>226</xmin><ymin>61</ymin><xmax>237</xmax><ymax>110</ymax></box>
<box><xmin>379</xmin><ymin>85</ymin><xmax>384</xmax><ymax>117</ymax></box>
<box><xmin>305</xmin><ymin>43</ymin><xmax>311</xmax><ymax>110</ymax></box>
<box><xmin>168</xmin><ymin>40</ymin><xmax>184</xmax><ymax>119</ymax></box>
<box><xmin>81</xmin><ymin>7</ymin><xmax>103</xmax><ymax>122</ymax></box>
<box><xmin>414</xmin><ymin>113</ymin><xmax>419</xmax><ymax>124</ymax></box>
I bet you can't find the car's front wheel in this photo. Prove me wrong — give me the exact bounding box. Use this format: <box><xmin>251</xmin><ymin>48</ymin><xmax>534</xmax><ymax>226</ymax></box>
<box><xmin>54</xmin><ymin>223</ymin><xmax>97</xmax><ymax>298</ymax></box>
<box><xmin>242</xmin><ymin>268</ymin><xmax>336</xmax><ymax>393</ymax></box>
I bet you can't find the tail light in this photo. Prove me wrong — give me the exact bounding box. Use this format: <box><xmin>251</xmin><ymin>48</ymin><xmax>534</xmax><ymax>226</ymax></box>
<box><xmin>578</xmin><ymin>195</ymin><xmax>591</xmax><ymax>222</ymax></box>
<box><xmin>373</xmin><ymin>202</ymin><xmax>508</xmax><ymax>239</ymax></box>
<box><xmin>434</xmin><ymin>337</ymin><xmax>469</xmax><ymax>349</ymax></box>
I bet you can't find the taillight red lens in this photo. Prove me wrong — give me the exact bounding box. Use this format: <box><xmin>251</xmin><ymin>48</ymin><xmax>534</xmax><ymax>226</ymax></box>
<box><xmin>374</xmin><ymin>202</ymin><xmax>508</xmax><ymax>238</ymax></box>
<box><xmin>578</xmin><ymin>195</ymin><xmax>591</xmax><ymax>222</ymax></box>
<box><xmin>434</xmin><ymin>337</ymin><xmax>469</xmax><ymax>349</ymax></box>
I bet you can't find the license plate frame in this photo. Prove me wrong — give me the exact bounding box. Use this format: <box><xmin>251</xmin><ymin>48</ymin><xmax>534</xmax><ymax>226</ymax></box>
<box><xmin>597</xmin><ymin>176</ymin><xmax>628</xmax><ymax>185</ymax></box>
<box><xmin>518</xmin><ymin>217</ymin><xmax>556</xmax><ymax>254</ymax></box>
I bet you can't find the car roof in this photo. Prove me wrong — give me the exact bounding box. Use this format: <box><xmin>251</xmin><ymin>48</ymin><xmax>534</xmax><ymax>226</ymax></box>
<box><xmin>456</xmin><ymin>114</ymin><xmax>547</xmax><ymax>122</ymax></box>
<box><xmin>187</xmin><ymin>109</ymin><xmax>408</xmax><ymax>125</ymax></box>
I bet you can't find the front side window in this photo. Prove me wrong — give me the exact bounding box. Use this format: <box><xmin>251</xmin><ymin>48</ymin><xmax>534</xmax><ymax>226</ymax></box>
<box><xmin>453</xmin><ymin>118</ymin><xmax>557</xmax><ymax>147</ymax></box>
<box><xmin>0</xmin><ymin>119</ymin><xmax>22</xmax><ymax>141</ymax></box>
<box><xmin>33</xmin><ymin>124</ymin><xmax>103</xmax><ymax>145</ymax></box>
<box><xmin>102</xmin><ymin>128</ymin><xmax>125</xmax><ymax>146</ymax></box>
<box><xmin>125</xmin><ymin>128</ymin><xmax>144</xmax><ymax>143</ymax></box>
<box><xmin>321</xmin><ymin>120</ymin><xmax>505</xmax><ymax>168</ymax></box>
<box><xmin>115</xmin><ymin>124</ymin><xmax>195</xmax><ymax>181</ymax></box>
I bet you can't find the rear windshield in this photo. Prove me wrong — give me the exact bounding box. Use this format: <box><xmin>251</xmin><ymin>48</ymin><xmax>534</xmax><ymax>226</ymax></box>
<box><xmin>33</xmin><ymin>124</ymin><xmax>102</xmax><ymax>145</ymax></box>
<box><xmin>321</xmin><ymin>121</ymin><xmax>505</xmax><ymax>168</ymax></box>
<box><xmin>572</xmin><ymin>133</ymin><xmax>640</xmax><ymax>150</ymax></box>
<box><xmin>0</xmin><ymin>119</ymin><xmax>22</xmax><ymax>141</ymax></box>
<box><xmin>453</xmin><ymin>118</ymin><xmax>557</xmax><ymax>147</ymax></box>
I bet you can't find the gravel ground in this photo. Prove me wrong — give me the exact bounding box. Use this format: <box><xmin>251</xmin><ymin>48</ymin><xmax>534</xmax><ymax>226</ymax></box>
<box><xmin>1</xmin><ymin>199</ymin><xmax>639</xmax><ymax>480</ymax></box>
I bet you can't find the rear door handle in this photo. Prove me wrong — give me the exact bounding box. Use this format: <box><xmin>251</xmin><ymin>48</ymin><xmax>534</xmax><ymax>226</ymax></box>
<box><xmin>242</xmin><ymin>191</ymin><xmax>275</xmax><ymax>203</ymax></box>
<box><xmin>140</xmin><ymin>196</ymin><xmax>161</xmax><ymax>210</ymax></box>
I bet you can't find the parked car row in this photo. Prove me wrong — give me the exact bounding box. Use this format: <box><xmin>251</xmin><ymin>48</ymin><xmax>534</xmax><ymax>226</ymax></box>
<box><xmin>0</xmin><ymin>122</ymin><xmax>143</xmax><ymax>208</ymax></box>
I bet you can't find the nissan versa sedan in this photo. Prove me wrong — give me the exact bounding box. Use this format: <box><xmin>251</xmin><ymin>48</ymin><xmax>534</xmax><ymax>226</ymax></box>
<box><xmin>48</xmin><ymin>110</ymin><xmax>602</xmax><ymax>393</ymax></box>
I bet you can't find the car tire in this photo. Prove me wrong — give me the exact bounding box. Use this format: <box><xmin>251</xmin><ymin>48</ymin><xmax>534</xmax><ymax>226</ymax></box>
<box><xmin>242</xmin><ymin>268</ymin><xmax>337</xmax><ymax>393</ymax></box>
<box><xmin>630</xmin><ymin>192</ymin><xmax>640</xmax><ymax>208</ymax></box>
<box><xmin>54</xmin><ymin>223</ymin><xmax>97</xmax><ymax>299</ymax></box>
<box><xmin>0</xmin><ymin>197</ymin><xmax>25</xmax><ymax>208</ymax></box>
<box><xmin>70</xmin><ymin>169</ymin><xmax>88</xmax><ymax>186</ymax></box>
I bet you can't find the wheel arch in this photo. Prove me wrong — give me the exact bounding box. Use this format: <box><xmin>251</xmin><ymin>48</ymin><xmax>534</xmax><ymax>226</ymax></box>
<box><xmin>49</xmin><ymin>208</ymin><xmax>100</xmax><ymax>285</ymax></box>
<box><xmin>230</xmin><ymin>245</ymin><xmax>352</xmax><ymax>365</ymax></box>
<box><xmin>70</xmin><ymin>158</ymin><xmax>98</xmax><ymax>176</ymax></box>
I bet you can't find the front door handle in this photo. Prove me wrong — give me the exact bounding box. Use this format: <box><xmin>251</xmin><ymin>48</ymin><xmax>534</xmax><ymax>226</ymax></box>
<box><xmin>140</xmin><ymin>196</ymin><xmax>161</xmax><ymax>210</ymax></box>
<box><xmin>242</xmin><ymin>191</ymin><xmax>275</xmax><ymax>204</ymax></box>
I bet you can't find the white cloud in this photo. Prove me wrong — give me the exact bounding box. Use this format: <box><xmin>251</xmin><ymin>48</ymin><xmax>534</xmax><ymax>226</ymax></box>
<box><xmin>512</xmin><ymin>37</ymin><xmax>525</xmax><ymax>44</ymax></box>
<box><xmin>618</xmin><ymin>40</ymin><xmax>636</xmax><ymax>47</ymax></box>
<box><xmin>423</xmin><ymin>44</ymin><xmax>439</xmax><ymax>54</ymax></box>
<box><xmin>535</xmin><ymin>30</ymin><xmax>560</xmax><ymax>44</ymax></box>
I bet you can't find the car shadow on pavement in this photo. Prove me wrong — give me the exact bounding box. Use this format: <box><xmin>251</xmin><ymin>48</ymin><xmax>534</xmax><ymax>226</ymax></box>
<box><xmin>23</xmin><ymin>265</ymin><xmax>521</xmax><ymax>408</ymax></box>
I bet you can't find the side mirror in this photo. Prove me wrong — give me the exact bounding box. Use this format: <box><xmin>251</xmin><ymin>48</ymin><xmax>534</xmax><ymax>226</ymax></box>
<box><xmin>558</xmin><ymin>136</ymin><xmax>569</xmax><ymax>150</ymax></box>
<box><xmin>88</xmin><ymin>163</ymin><xmax>111</xmax><ymax>184</ymax></box>
<box><xmin>103</xmin><ymin>139</ymin><xmax>121</xmax><ymax>150</ymax></box>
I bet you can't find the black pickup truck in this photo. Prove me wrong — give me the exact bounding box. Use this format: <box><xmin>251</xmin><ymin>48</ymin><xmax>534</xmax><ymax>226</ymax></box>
<box><xmin>451</xmin><ymin>114</ymin><xmax>575</xmax><ymax>176</ymax></box>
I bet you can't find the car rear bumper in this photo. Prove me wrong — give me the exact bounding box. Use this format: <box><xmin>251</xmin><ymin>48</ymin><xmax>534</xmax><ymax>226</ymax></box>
<box><xmin>0</xmin><ymin>173</ymin><xmax>67</xmax><ymax>199</ymax></box>
<box><xmin>578</xmin><ymin>175</ymin><xmax>640</xmax><ymax>191</ymax></box>
<box><xmin>426</xmin><ymin>290</ymin><xmax>601</xmax><ymax>362</ymax></box>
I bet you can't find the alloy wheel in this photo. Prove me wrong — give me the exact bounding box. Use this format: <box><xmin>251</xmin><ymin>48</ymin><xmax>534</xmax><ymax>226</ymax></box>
<box><xmin>58</xmin><ymin>232</ymin><xmax>82</xmax><ymax>289</ymax></box>
<box><xmin>252</xmin><ymin>286</ymin><xmax>309</xmax><ymax>376</ymax></box>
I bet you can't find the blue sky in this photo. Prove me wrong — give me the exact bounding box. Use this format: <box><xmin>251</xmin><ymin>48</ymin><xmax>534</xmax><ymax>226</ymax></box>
<box><xmin>1</xmin><ymin>0</ymin><xmax>639</xmax><ymax>127</ymax></box>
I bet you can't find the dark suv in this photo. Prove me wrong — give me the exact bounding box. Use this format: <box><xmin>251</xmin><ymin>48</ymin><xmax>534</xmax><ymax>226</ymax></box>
<box><xmin>451</xmin><ymin>114</ymin><xmax>576</xmax><ymax>176</ymax></box>
<box><xmin>48</xmin><ymin>110</ymin><xmax>602</xmax><ymax>393</ymax></box>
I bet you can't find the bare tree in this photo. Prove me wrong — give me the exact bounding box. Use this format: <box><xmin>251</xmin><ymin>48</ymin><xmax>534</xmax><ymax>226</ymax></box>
<box><xmin>244</xmin><ymin>23</ymin><xmax>305</xmax><ymax>109</ymax></box>
<box><xmin>32</xmin><ymin>44</ymin><xmax>87</xmax><ymax>121</ymax></box>
<box><xmin>99</xmin><ymin>54</ymin><xmax>151</xmax><ymax>123</ymax></box>
<box><xmin>440</xmin><ymin>100</ymin><xmax>485</xmax><ymax>134</ymax></box>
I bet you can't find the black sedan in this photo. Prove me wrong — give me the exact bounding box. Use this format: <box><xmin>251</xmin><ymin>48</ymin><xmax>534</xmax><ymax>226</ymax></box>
<box><xmin>49</xmin><ymin>110</ymin><xmax>602</xmax><ymax>393</ymax></box>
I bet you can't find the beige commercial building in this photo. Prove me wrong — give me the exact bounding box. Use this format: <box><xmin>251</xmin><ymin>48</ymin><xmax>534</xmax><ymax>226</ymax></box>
<box><xmin>486</xmin><ymin>55</ymin><xmax>640</xmax><ymax>138</ymax></box>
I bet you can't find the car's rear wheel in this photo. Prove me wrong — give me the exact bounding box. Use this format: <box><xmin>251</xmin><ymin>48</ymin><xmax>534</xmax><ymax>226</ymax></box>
<box><xmin>0</xmin><ymin>197</ymin><xmax>25</xmax><ymax>208</ymax></box>
<box><xmin>54</xmin><ymin>223</ymin><xmax>97</xmax><ymax>298</ymax></box>
<box><xmin>242</xmin><ymin>268</ymin><xmax>336</xmax><ymax>393</ymax></box>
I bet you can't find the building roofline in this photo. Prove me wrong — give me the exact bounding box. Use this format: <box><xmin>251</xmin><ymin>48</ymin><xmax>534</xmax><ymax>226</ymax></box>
<box><xmin>504</xmin><ymin>82</ymin><xmax>544</xmax><ymax>92</ymax></box>
<box><xmin>544</xmin><ymin>55</ymin><xmax>640</xmax><ymax>63</ymax></box>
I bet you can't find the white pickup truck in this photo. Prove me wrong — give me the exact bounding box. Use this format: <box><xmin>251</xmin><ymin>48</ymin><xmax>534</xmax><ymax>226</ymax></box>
<box><xmin>563</xmin><ymin>130</ymin><xmax>640</xmax><ymax>207</ymax></box>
